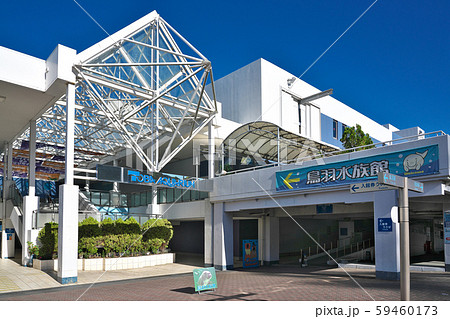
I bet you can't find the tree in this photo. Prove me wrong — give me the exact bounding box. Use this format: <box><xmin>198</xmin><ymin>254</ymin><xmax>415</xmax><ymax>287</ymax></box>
<box><xmin>340</xmin><ymin>124</ymin><xmax>374</xmax><ymax>151</ymax></box>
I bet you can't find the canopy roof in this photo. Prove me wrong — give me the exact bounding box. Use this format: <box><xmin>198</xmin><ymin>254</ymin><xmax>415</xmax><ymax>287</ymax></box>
<box><xmin>221</xmin><ymin>121</ymin><xmax>339</xmax><ymax>169</ymax></box>
<box><xmin>2</xmin><ymin>11</ymin><xmax>217</xmax><ymax>179</ymax></box>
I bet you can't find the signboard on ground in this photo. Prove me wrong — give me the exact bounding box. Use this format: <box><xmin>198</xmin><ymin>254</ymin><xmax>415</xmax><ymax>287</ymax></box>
<box><xmin>243</xmin><ymin>239</ymin><xmax>259</xmax><ymax>268</ymax></box>
<box><xmin>193</xmin><ymin>267</ymin><xmax>217</xmax><ymax>293</ymax></box>
<box><xmin>350</xmin><ymin>181</ymin><xmax>396</xmax><ymax>193</ymax></box>
<box><xmin>378</xmin><ymin>218</ymin><xmax>393</xmax><ymax>232</ymax></box>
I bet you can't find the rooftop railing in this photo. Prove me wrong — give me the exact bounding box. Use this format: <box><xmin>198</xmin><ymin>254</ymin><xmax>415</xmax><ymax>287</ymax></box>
<box><xmin>220</xmin><ymin>130</ymin><xmax>446</xmax><ymax>176</ymax></box>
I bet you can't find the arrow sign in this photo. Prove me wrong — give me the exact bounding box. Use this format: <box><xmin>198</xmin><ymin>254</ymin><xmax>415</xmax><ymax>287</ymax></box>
<box><xmin>282</xmin><ymin>172</ymin><xmax>300</xmax><ymax>189</ymax></box>
<box><xmin>350</xmin><ymin>181</ymin><xmax>396</xmax><ymax>194</ymax></box>
<box><xmin>378</xmin><ymin>172</ymin><xmax>424</xmax><ymax>193</ymax></box>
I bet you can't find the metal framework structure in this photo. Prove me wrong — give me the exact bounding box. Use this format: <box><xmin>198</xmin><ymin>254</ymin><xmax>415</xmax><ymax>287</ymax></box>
<box><xmin>12</xmin><ymin>13</ymin><xmax>217</xmax><ymax>176</ymax></box>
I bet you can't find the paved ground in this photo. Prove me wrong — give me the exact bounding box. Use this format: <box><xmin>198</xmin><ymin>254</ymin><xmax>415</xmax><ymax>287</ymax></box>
<box><xmin>0</xmin><ymin>261</ymin><xmax>449</xmax><ymax>301</ymax></box>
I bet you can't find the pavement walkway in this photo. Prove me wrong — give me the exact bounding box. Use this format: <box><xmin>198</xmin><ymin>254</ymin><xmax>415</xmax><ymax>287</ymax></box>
<box><xmin>0</xmin><ymin>258</ymin><xmax>197</xmax><ymax>294</ymax></box>
<box><xmin>1</xmin><ymin>255</ymin><xmax>449</xmax><ymax>301</ymax></box>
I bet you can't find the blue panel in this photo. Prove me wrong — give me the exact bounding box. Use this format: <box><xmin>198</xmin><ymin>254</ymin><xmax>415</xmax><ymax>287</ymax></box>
<box><xmin>276</xmin><ymin>144</ymin><xmax>439</xmax><ymax>192</ymax></box>
<box><xmin>320</xmin><ymin>114</ymin><xmax>342</xmax><ymax>148</ymax></box>
<box><xmin>378</xmin><ymin>218</ymin><xmax>393</xmax><ymax>232</ymax></box>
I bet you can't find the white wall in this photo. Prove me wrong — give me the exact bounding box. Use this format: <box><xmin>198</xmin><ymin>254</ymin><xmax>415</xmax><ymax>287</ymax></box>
<box><xmin>0</xmin><ymin>46</ymin><xmax>46</xmax><ymax>91</ymax></box>
<box><xmin>210</xmin><ymin>59</ymin><xmax>262</xmax><ymax>124</ymax></box>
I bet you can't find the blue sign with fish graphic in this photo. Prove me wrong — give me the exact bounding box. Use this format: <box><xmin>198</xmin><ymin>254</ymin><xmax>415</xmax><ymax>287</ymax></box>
<box><xmin>276</xmin><ymin>145</ymin><xmax>439</xmax><ymax>192</ymax></box>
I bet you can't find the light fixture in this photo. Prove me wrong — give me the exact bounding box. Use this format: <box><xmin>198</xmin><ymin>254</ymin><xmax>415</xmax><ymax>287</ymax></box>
<box><xmin>0</xmin><ymin>95</ymin><xmax>6</xmax><ymax>103</ymax></box>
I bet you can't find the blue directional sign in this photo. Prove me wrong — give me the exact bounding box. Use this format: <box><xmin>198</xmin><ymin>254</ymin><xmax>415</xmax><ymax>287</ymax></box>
<box><xmin>378</xmin><ymin>218</ymin><xmax>393</xmax><ymax>232</ymax></box>
<box><xmin>350</xmin><ymin>181</ymin><xmax>395</xmax><ymax>193</ymax></box>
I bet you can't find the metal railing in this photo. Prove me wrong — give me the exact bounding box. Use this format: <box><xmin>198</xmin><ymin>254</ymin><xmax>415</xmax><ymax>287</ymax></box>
<box><xmin>10</xmin><ymin>183</ymin><xmax>23</xmax><ymax>212</ymax></box>
<box><xmin>220</xmin><ymin>131</ymin><xmax>446</xmax><ymax>176</ymax></box>
<box><xmin>300</xmin><ymin>238</ymin><xmax>373</xmax><ymax>260</ymax></box>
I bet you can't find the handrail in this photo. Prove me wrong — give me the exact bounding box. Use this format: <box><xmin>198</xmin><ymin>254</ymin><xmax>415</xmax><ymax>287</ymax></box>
<box><xmin>300</xmin><ymin>238</ymin><xmax>373</xmax><ymax>259</ymax></box>
<box><xmin>220</xmin><ymin>130</ymin><xmax>446</xmax><ymax>176</ymax></box>
<box><xmin>9</xmin><ymin>183</ymin><xmax>23</xmax><ymax>212</ymax></box>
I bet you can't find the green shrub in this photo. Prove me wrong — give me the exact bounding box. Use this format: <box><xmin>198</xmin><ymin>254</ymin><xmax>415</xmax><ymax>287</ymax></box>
<box><xmin>78</xmin><ymin>237</ymin><xmax>100</xmax><ymax>258</ymax></box>
<box><xmin>102</xmin><ymin>234</ymin><xmax>144</xmax><ymax>257</ymax></box>
<box><xmin>124</xmin><ymin>217</ymin><xmax>141</xmax><ymax>234</ymax></box>
<box><xmin>114</xmin><ymin>218</ymin><xmax>141</xmax><ymax>235</ymax></box>
<box><xmin>100</xmin><ymin>217</ymin><xmax>116</xmax><ymax>235</ymax></box>
<box><xmin>147</xmin><ymin>238</ymin><xmax>164</xmax><ymax>254</ymax></box>
<box><xmin>37</xmin><ymin>222</ymin><xmax>58</xmax><ymax>260</ymax></box>
<box><xmin>141</xmin><ymin>219</ymin><xmax>173</xmax><ymax>243</ymax></box>
<box><xmin>79</xmin><ymin>217</ymin><xmax>101</xmax><ymax>238</ymax></box>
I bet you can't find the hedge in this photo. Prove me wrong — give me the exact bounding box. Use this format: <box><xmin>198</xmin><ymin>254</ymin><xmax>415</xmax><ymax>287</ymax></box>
<box><xmin>38</xmin><ymin>218</ymin><xmax>172</xmax><ymax>259</ymax></box>
<box><xmin>37</xmin><ymin>222</ymin><xmax>58</xmax><ymax>260</ymax></box>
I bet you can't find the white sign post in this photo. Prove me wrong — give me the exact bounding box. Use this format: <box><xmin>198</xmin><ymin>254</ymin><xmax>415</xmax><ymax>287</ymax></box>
<box><xmin>377</xmin><ymin>172</ymin><xmax>423</xmax><ymax>301</ymax></box>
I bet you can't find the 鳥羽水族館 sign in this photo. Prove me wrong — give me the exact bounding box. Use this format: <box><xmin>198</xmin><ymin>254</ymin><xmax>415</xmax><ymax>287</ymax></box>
<box><xmin>276</xmin><ymin>145</ymin><xmax>438</xmax><ymax>192</ymax></box>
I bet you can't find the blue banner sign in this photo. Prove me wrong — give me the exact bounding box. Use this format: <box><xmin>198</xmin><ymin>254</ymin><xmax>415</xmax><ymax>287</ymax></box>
<box><xmin>127</xmin><ymin>170</ymin><xmax>195</xmax><ymax>188</ymax></box>
<box><xmin>378</xmin><ymin>218</ymin><xmax>393</xmax><ymax>232</ymax></box>
<box><xmin>96</xmin><ymin>165</ymin><xmax>195</xmax><ymax>188</ymax></box>
<box><xmin>276</xmin><ymin>145</ymin><xmax>439</xmax><ymax>192</ymax></box>
<box><xmin>243</xmin><ymin>240</ymin><xmax>259</xmax><ymax>268</ymax></box>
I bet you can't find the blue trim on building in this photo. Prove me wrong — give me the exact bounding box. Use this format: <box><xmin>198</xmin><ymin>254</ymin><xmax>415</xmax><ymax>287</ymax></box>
<box><xmin>58</xmin><ymin>276</ymin><xmax>78</xmax><ymax>284</ymax></box>
<box><xmin>376</xmin><ymin>271</ymin><xmax>400</xmax><ymax>281</ymax></box>
<box><xmin>320</xmin><ymin>114</ymin><xmax>343</xmax><ymax>149</ymax></box>
<box><xmin>214</xmin><ymin>264</ymin><xmax>234</xmax><ymax>271</ymax></box>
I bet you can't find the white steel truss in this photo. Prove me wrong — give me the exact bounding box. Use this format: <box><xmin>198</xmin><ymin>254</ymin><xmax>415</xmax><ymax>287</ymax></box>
<box><xmin>14</xmin><ymin>12</ymin><xmax>217</xmax><ymax>173</ymax></box>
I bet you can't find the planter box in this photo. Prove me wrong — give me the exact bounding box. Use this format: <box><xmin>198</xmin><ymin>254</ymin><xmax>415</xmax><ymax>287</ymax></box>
<box><xmin>33</xmin><ymin>253</ymin><xmax>175</xmax><ymax>272</ymax></box>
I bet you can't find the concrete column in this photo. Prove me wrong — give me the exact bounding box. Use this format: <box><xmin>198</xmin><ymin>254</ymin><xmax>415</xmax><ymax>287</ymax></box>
<box><xmin>208</xmin><ymin>121</ymin><xmax>215</xmax><ymax>179</ymax></box>
<box><xmin>1</xmin><ymin>144</ymin><xmax>14</xmax><ymax>259</ymax></box>
<box><xmin>22</xmin><ymin>120</ymin><xmax>39</xmax><ymax>265</ymax></box>
<box><xmin>262</xmin><ymin>215</ymin><xmax>279</xmax><ymax>265</ymax></box>
<box><xmin>258</xmin><ymin>218</ymin><xmax>264</xmax><ymax>264</ymax></box>
<box><xmin>204</xmin><ymin>202</ymin><xmax>213</xmax><ymax>267</ymax></box>
<box><xmin>374</xmin><ymin>190</ymin><xmax>400</xmax><ymax>280</ymax></box>
<box><xmin>151</xmin><ymin>185</ymin><xmax>159</xmax><ymax>216</ymax></box>
<box><xmin>213</xmin><ymin>202</ymin><xmax>233</xmax><ymax>270</ymax></box>
<box><xmin>444</xmin><ymin>203</ymin><xmax>450</xmax><ymax>272</ymax></box>
<box><xmin>126</xmin><ymin>148</ymin><xmax>133</xmax><ymax>168</ymax></box>
<box><xmin>57</xmin><ymin>83</ymin><xmax>79</xmax><ymax>284</ymax></box>
<box><xmin>1</xmin><ymin>218</ymin><xmax>15</xmax><ymax>259</ymax></box>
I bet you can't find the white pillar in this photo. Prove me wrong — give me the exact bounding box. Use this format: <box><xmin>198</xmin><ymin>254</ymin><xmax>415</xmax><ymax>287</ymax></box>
<box><xmin>22</xmin><ymin>120</ymin><xmax>39</xmax><ymax>265</ymax></box>
<box><xmin>374</xmin><ymin>190</ymin><xmax>400</xmax><ymax>280</ymax></box>
<box><xmin>208</xmin><ymin>122</ymin><xmax>215</xmax><ymax>179</ymax></box>
<box><xmin>262</xmin><ymin>215</ymin><xmax>279</xmax><ymax>265</ymax></box>
<box><xmin>213</xmin><ymin>202</ymin><xmax>233</xmax><ymax>270</ymax></box>
<box><xmin>57</xmin><ymin>83</ymin><xmax>79</xmax><ymax>284</ymax></box>
<box><xmin>151</xmin><ymin>185</ymin><xmax>159</xmax><ymax>216</ymax></box>
<box><xmin>2</xmin><ymin>143</ymin><xmax>14</xmax><ymax>259</ymax></box>
<box><xmin>204</xmin><ymin>202</ymin><xmax>213</xmax><ymax>266</ymax></box>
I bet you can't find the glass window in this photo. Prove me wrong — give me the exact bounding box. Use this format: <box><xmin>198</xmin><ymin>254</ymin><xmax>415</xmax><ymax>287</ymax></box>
<box><xmin>140</xmin><ymin>192</ymin><xmax>147</xmax><ymax>206</ymax></box>
<box><xmin>158</xmin><ymin>188</ymin><xmax>166</xmax><ymax>204</ymax></box>
<box><xmin>174</xmin><ymin>188</ymin><xmax>183</xmax><ymax>202</ymax></box>
<box><xmin>100</xmin><ymin>192</ymin><xmax>110</xmax><ymax>206</ymax></box>
<box><xmin>333</xmin><ymin>120</ymin><xmax>338</xmax><ymax>139</ymax></box>
<box><xmin>182</xmin><ymin>189</ymin><xmax>191</xmax><ymax>202</ymax></box>
<box><xmin>120</xmin><ymin>194</ymin><xmax>128</xmax><ymax>207</ymax></box>
<box><xmin>91</xmin><ymin>192</ymin><xmax>101</xmax><ymax>205</ymax></box>
<box><xmin>191</xmin><ymin>190</ymin><xmax>199</xmax><ymax>201</ymax></box>
<box><xmin>166</xmin><ymin>188</ymin><xmax>174</xmax><ymax>203</ymax></box>
<box><xmin>133</xmin><ymin>193</ymin><xmax>140</xmax><ymax>207</ymax></box>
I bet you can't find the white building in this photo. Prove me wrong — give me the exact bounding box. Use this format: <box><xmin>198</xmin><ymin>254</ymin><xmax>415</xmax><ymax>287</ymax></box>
<box><xmin>0</xmin><ymin>11</ymin><xmax>449</xmax><ymax>286</ymax></box>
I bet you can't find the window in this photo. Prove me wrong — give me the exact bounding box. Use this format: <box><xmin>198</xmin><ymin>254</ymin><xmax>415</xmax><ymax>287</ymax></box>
<box><xmin>332</xmin><ymin>119</ymin><xmax>338</xmax><ymax>139</ymax></box>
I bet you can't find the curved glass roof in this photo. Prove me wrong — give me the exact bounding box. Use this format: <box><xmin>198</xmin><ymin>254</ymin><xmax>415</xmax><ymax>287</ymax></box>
<box><xmin>220</xmin><ymin>121</ymin><xmax>339</xmax><ymax>171</ymax></box>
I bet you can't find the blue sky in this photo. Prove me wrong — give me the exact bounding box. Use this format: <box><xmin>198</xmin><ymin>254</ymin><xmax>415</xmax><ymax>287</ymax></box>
<box><xmin>1</xmin><ymin>0</ymin><xmax>449</xmax><ymax>135</ymax></box>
